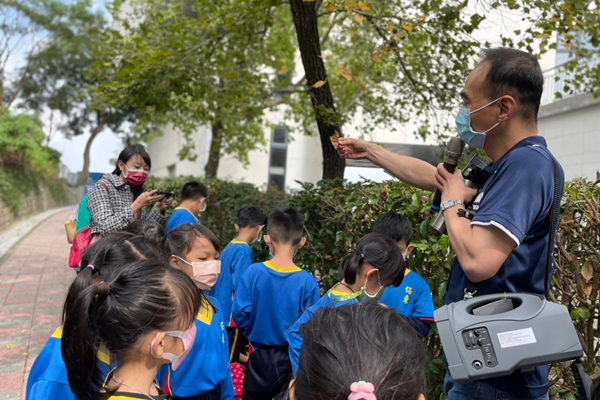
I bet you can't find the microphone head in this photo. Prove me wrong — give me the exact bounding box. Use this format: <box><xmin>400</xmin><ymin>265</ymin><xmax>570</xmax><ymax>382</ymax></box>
<box><xmin>446</xmin><ymin>137</ymin><xmax>465</xmax><ymax>159</ymax></box>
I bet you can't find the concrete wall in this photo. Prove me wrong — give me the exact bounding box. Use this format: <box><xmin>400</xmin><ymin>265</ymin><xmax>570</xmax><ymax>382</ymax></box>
<box><xmin>0</xmin><ymin>184</ymin><xmax>81</xmax><ymax>233</ymax></box>
<box><xmin>538</xmin><ymin>93</ymin><xmax>600</xmax><ymax>181</ymax></box>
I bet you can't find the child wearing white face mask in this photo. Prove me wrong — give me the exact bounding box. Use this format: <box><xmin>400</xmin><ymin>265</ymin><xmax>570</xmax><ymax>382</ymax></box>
<box><xmin>373</xmin><ymin>212</ymin><xmax>435</xmax><ymax>338</ymax></box>
<box><xmin>210</xmin><ymin>206</ymin><xmax>265</xmax><ymax>365</ymax></box>
<box><xmin>163</xmin><ymin>224</ymin><xmax>235</xmax><ymax>400</ymax></box>
<box><xmin>287</xmin><ymin>232</ymin><xmax>405</xmax><ymax>377</ymax></box>
<box><xmin>61</xmin><ymin>259</ymin><xmax>202</xmax><ymax>400</ymax></box>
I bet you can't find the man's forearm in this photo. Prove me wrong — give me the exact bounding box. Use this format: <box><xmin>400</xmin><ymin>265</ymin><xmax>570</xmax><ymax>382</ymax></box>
<box><xmin>366</xmin><ymin>142</ymin><xmax>437</xmax><ymax>191</ymax></box>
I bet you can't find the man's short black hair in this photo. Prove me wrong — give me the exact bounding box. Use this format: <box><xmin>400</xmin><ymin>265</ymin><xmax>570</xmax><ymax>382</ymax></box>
<box><xmin>181</xmin><ymin>181</ymin><xmax>208</xmax><ymax>201</ymax></box>
<box><xmin>267</xmin><ymin>206</ymin><xmax>304</xmax><ymax>245</ymax></box>
<box><xmin>372</xmin><ymin>212</ymin><xmax>413</xmax><ymax>244</ymax></box>
<box><xmin>237</xmin><ymin>207</ymin><xmax>265</xmax><ymax>228</ymax></box>
<box><xmin>479</xmin><ymin>48</ymin><xmax>543</xmax><ymax>123</ymax></box>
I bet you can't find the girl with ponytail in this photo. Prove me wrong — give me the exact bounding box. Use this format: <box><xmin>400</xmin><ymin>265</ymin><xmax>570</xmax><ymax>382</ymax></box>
<box><xmin>62</xmin><ymin>259</ymin><xmax>201</xmax><ymax>400</ymax></box>
<box><xmin>26</xmin><ymin>232</ymin><xmax>161</xmax><ymax>400</ymax></box>
<box><xmin>287</xmin><ymin>232</ymin><xmax>405</xmax><ymax>377</ymax></box>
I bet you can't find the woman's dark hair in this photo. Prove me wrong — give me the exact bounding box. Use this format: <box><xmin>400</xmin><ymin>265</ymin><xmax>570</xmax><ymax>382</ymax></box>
<box><xmin>339</xmin><ymin>233</ymin><xmax>405</xmax><ymax>288</ymax></box>
<box><xmin>124</xmin><ymin>219</ymin><xmax>165</xmax><ymax>248</ymax></box>
<box><xmin>295</xmin><ymin>303</ymin><xmax>427</xmax><ymax>400</ymax></box>
<box><xmin>65</xmin><ymin>232</ymin><xmax>161</xmax><ymax>322</ymax></box>
<box><xmin>62</xmin><ymin>259</ymin><xmax>201</xmax><ymax>400</ymax></box>
<box><xmin>164</xmin><ymin>223</ymin><xmax>221</xmax><ymax>258</ymax></box>
<box><xmin>111</xmin><ymin>144</ymin><xmax>152</xmax><ymax>198</ymax></box>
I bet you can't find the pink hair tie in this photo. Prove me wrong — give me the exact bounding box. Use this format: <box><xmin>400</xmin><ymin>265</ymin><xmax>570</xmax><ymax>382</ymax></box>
<box><xmin>87</xmin><ymin>265</ymin><xmax>95</xmax><ymax>270</ymax></box>
<box><xmin>348</xmin><ymin>381</ymin><xmax>376</xmax><ymax>400</ymax></box>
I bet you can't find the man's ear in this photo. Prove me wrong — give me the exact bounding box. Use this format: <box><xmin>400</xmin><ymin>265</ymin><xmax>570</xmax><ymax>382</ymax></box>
<box><xmin>169</xmin><ymin>255</ymin><xmax>180</xmax><ymax>269</ymax></box>
<box><xmin>148</xmin><ymin>331</ymin><xmax>164</xmax><ymax>357</ymax></box>
<box><xmin>298</xmin><ymin>237</ymin><xmax>306</xmax><ymax>249</ymax></box>
<box><xmin>234</xmin><ymin>224</ymin><xmax>240</xmax><ymax>233</ymax></box>
<box><xmin>498</xmin><ymin>95</ymin><xmax>516</xmax><ymax>122</ymax></box>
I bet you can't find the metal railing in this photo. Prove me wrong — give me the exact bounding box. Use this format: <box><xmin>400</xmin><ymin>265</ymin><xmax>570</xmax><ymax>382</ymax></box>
<box><xmin>541</xmin><ymin>56</ymin><xmax>600</xmax><ymax>106</ymax></box>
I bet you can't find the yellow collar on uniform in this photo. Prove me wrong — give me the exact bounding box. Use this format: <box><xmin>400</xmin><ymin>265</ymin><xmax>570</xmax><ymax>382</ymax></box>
<box><xmin>263</xmin><ymin>260</ymin><xmax>301</xmax><ymax>273</ymax></box>
<box><xmin>197</xmin><ymin>298</ymin><xmax>213</xmax><ymax>325</ymax></box>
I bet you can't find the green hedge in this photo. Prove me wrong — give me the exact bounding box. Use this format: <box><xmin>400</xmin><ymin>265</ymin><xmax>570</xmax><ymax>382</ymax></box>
<box><xmin>147</xmin><ymin>175</ymin><xmax>600</xmax><ymax>400</ymax></box>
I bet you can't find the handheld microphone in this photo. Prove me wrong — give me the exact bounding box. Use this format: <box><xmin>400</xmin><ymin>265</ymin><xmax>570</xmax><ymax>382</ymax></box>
<box><xmin>431</xmin><ymin>137</ymin><xmax>465</xmax><ymax>211</ymax></box>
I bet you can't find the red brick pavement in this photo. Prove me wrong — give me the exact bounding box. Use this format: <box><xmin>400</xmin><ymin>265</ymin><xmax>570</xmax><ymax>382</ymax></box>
<box><xmin>0</xmin><ymin>210</ymin><xmax>74</xmax><ymax>400</ymax></box>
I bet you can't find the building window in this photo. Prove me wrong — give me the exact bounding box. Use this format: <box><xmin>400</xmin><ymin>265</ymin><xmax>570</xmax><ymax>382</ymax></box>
<box><xmin>268</xmin><ymin>126</ymin><xmax>288</xmax><ymax>191</ymax></box>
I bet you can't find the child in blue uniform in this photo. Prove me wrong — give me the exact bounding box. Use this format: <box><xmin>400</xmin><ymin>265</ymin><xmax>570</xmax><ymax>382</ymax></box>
<box><xmin>162</xmin><ymin>224</ymin><xmax>235</xmax><ymax>400</ymax></box>
<box><xmin>210</xmin><ymin>206</ymin><xmax>264</xmax><ymax>363</ymax></box>
<box><xmin>232</xmin><ymin>206</ymin><xmax>320</xmax><ymax>400</ymax></box>
<box><xmin>287</xmin><ymin>232</ymin><xmax>405</xmax><ymax>375</ymax></box>
<box><xmin>26</xmin><ymin>232</ymin><xmax>162</xmax><ymax>400</ymax></box>
<box><xmin>62</xmin><ymin>259</ymin><xmax>202</xmax><ymax>400</ymax></box>
<box><xmin>291</xmin><ymin>304</ymin><xmax>427</xmax><ymax>400</ymax></box>
<box><xmin>373</xmin><ymin>212</ymin><xmax>435</xmax><ymax>337</ymax></box>
<box><xmin>166</xmin><ymin>181</ymin><xmax>208</xmax><ymax>233</ymax></box>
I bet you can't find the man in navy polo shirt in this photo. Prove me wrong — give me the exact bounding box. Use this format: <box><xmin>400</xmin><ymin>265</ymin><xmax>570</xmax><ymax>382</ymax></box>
<box><xmin>337</xmin><ymin>47</ymin><xmax>563</xmax><ymax>400</ymax></box>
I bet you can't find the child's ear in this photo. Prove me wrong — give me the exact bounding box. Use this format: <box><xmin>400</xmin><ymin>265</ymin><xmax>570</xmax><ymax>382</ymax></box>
<box><xmin>169</xmin><ymin>255</ymin><xmax>180</xmax><ymax>269</ymax></box>
<box><xmin>234</xmin><ymin>224</ymin><xmax>240</xmax><ymax>233</ymax></box>
<box><xmin>298</xmin><ymin>237</ymin><xmax>306</xmax><ymax>249</ymax></box>
<box><xmin>263</xmin><ymin>235</ymin><xmax>271</xmax><ymax>246</ymax></box>
<box><xmin>406</xmin><ymin>244</ymin><xmax>414</xmax><ymax>255</ymax></box>
<box><xmin>148</xmin><ymin>331</ymin><xmax>165</xmax><ymax>357</ymax></box>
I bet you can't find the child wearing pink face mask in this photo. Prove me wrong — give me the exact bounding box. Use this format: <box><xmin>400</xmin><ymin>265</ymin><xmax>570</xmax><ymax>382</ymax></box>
<box><xmin>163</xmin><ymin>224</ymin><xmax>235</xmax><ymax>400</ymax></box>
<box><xmin>87</xmin><ymin>145</ymin><xmax>171</xmax><ymax>238</ymax></box>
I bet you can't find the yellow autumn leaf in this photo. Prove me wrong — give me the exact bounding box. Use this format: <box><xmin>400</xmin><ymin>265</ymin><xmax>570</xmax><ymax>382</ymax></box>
<box><xmin>334</xmin><ymin>67</ymin><xmax>353</xmax><ymax>81</ymax></box>
<box><xmin>325</xmin><ymin>2</ymin><xmax>336</xmax><ymax>12</ymax></box>
<box><xmin>535</xmin><ymin>33</ymin><xmax>551</xmax><ymax>40</ymax></box>
<box><xmin>278</xmin><ymin>65</ymin><xmax>289</xmax><ymax>76</ymax></box>
<box><xmin>401</xmin><ymin>21</ymin><xmax>414</xmax><ymax>32</ymax></box>
<box><xmin>358</xmin><ymin>1</ymin><xmax>370</xmax><ymax>11</ymax></box>
<box><xmin>358</xmin><ymin>79</ymin><xmax>368</xmax><ymax>91</ymax></box>
<box><xmin>303</xmin><ymin>0</ymin><xmax>316</xmax><ymax>2</ymax></box>
<box><xmin>581</xmin><ymin>279</ymin><xmax>593</xmax><ymax>298</ymax></box>
<box><xmin>370</xmin><ymin>53</ymin><xmax>382</xmax><ymax>63</ymax></box>
<box><xmin>353</xmin><ymin>13</ymin><xmax>365</xmax><ymax>23</ymax></box>
<box><xmin>6</xmin><ymin>344</ymin><xmax>16</xmax><ymax>349</ymax></box>
<box><xmin>548</xmin><ymin>17</ymin><xmax>560</xmax><ymax>23</ymax></box>
<box><xmin>345</xmin><ymin>0</ymin><xmax>358</xmax><ymax>10</ymax></box>
<box><xmin>312</xmin><ymin>80</ymin><xmax>327</xmax><ymax>88</ymax></box>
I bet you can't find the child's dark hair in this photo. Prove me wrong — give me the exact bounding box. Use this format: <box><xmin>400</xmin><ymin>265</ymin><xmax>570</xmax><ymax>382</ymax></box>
<box><xmin>339</xmin><ymin>233</ymin><xmax>405</xmax><ymax>287</ymax></box>
<box><xmin>124</xmin><ymin>219</ymin><xmax>165</xmax><ymax>248</ymax></box>
<box><xmin>66</xmin><ymin>232</ymin><xmax>161</xmax><ymax>323</ymax></box>
<box><xmin>62</xmin><ymin>260</ymin><xmax>201</xmax><ymax>400</ymax></box>
<box><xmin>295</xmin><ymin>303</ymin><xmax>427</xmax><ymax>400</ymax></box>
<box><xmin>372</xmin><ymin>212</ymin><xmax>413</xmax><ymax>244</ymax></box>
<box><xmin>164</xmin><ymin>223</ymin><xmax>220</xmax><ymax>258</ymax></box>
<box><xmin>237</xmin><ymin>206</ymin><xmax>265</xmax><ymax>228</ymax></box>
<box><xmin>267</xmin><ymin>206</ymin><xmax>304</xmax><ymax>245</ymax></box>
<box><xmin>181</xmin><ymin>181</ymin><xmax>208</xmax><ymax>201</ymax></box>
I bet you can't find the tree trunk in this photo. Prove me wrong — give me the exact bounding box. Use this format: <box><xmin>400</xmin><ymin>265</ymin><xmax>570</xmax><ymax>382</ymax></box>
<box><xmin>204</xmin><ymin>120</ymin><xmax>223</xmax><ymax>178</ymax></box>
<box><xmin>288</xmin><ymin>0</ymin><xmax>345</xmax><ymax>181</ymax></box>
<box><xmin>75</xmin><ymin>120</ymin><xmax>105</xmax><ymax>186</ymax></box>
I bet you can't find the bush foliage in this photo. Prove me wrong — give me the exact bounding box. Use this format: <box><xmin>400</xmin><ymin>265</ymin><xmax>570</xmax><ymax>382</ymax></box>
<box><xmin>148</xmin><ymin>174</ymin><xmax>600</xmax><ymax>399</ymax></box>
<box><xmin>0</xmin><ymin>109</ymin><xmax>65</xmax><ymax>214</ymax></box>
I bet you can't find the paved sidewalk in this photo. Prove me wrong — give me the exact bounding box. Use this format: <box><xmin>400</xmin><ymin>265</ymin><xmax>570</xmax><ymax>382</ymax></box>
<box><xmin>0</xmin><ymin>209</ymin><xmax>74</xmax><ymax>400</ymax></box>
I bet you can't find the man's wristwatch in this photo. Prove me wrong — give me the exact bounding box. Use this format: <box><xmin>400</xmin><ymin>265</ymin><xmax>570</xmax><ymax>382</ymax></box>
<box><xmin>440</xmin><ymin>199</ymin><xmax>464</xmax><ymax>213</ymax></box>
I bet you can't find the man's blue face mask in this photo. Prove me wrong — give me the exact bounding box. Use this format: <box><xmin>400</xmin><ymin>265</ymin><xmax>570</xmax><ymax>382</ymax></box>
<box><xmin>456</xmin><ymin>98</ymin><xmax>501</xmax><ymax>149</ymax></box>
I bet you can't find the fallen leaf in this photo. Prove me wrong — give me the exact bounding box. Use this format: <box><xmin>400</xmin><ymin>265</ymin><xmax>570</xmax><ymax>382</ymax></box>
<box><xmin>330</xmin><ymin>131</ymin><xmax>340</xmax><ymax>149</ymax></box>
<box><xmin>581</xmin><ymin>261</ymin><xmax>593</xmax><ymax>283</ymax></box>
<box><xmin>22</xmin><ymin>352</ymin><xmax>28</xmax><ymax>356</ymax></box>
<box><xmin>581</xmin><ymin>279</ymin><xmax>592</xmax><ymax>297</ymax></box>
<box><xmin>401</xmin><ymin>21</ymin><xmax>414</xmax><ymax>31</ymax></box>
<box><xmin>5</xmin><ymin>344</ymin><xmax>15</xmax><ymax>349</ymax></box>
<box><xmin>312</xmin><ymin>80</ymin><xmax>326</xmax><ymax>88</ymax></box>
<box><xmin>358</xmin><ymin>1</ymin><xmax>370</xmax><ymax>11</ymax></box>
<box><xmin>370</xmin><ymin>54</ymin><xmax>382</xmax><ymax>63</ymax></box>
<box><xmin>325</xmin><ymin>2</ymin><xmax>336</xmax><ymax>12</ymax></box>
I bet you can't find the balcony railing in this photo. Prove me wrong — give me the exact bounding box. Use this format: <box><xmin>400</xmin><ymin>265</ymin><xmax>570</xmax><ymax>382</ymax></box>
<box><xmin>541</xmin><ymin>56</ymin><xmax>600</xmax><ymax>106</ymax></box>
